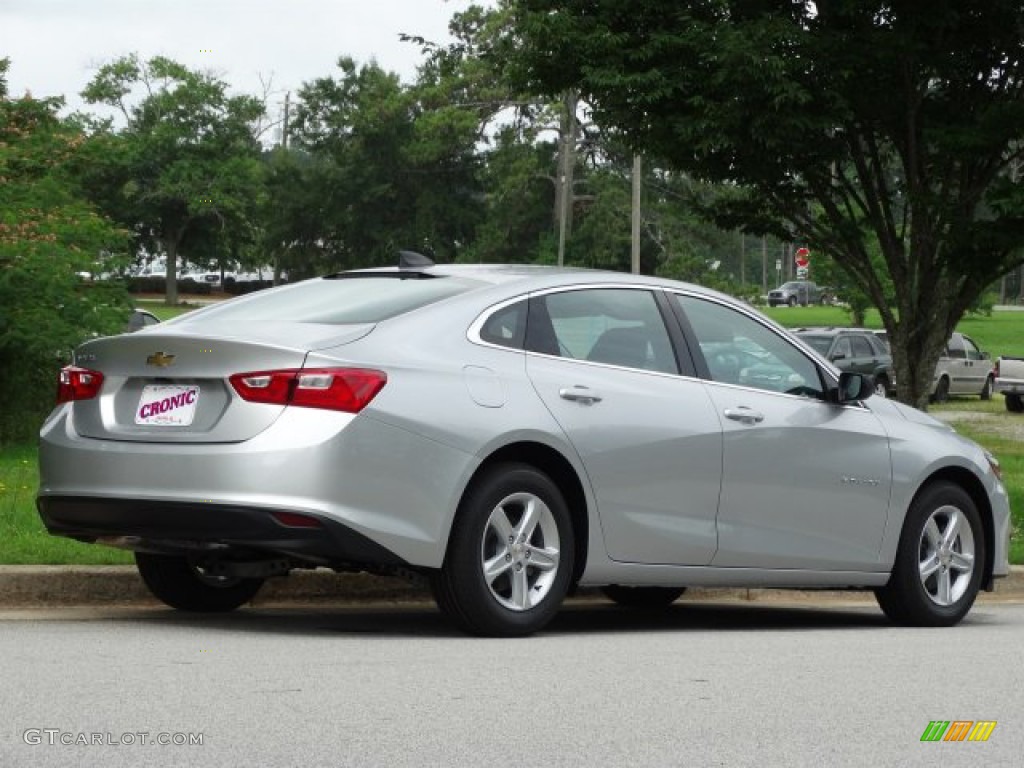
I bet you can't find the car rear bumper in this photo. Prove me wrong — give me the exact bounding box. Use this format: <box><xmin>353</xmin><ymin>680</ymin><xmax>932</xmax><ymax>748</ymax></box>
<box><xmin>995</xmin><ymin>377</ymin><xmax>1024</xmax><ymax>394</ymax></box>
<box><xmin>37</xmin><ymin>404</ymin><xmax>477</xmax><ymax>569</ymax></box>
<box><xmin>37</xmin><ymin>495</ymin><xmax>405</xmax><ymax>567</ymax></box>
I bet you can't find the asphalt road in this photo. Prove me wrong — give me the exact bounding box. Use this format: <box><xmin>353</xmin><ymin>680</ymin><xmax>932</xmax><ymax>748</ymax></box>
<box><xmin>1</xmin><ymin>599</ymin><xmax>1021</xmax><ymax>768</ymax></box>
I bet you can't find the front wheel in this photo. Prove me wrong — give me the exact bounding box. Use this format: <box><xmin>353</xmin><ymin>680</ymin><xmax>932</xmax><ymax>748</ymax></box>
<box><xmin>601</xmin><ymin>585</ymin><xmax>686</xmax><ymax>608</ymax></box>
<box><xmin>432</xmin><ymin>464</ymin><xmax>574</xmax><ymax>637</ymax></box>
<box><xmin>874</xmin><ymin>482</ymin><xmax>984</xmax><ymax>627</ymax></box>
<box><xmin>873</xmin><ymin>377</ymin><xmax>889</xmax><ymax>398</ymax></box>
<box><xmin>787</xmin><ymin>296</ymin><xmax>797</xmax><ymax>307</ymax></box>
<box><xmin>1006</xmin><ymin>393</ymin><xmax>1024</xmax><ymax>413</ymax></box>
<box><xmin>135</xmin><ymin>553</ymin><xmax>264</xmax><ymax>612</ymax></box>
<box><xmin>980</xmin><ymin>376</ymin><xmax>993</xmax><ymax>400</ymax></box>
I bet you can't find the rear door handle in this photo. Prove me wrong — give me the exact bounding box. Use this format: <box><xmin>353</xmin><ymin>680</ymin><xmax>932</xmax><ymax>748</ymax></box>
<box><xmin>724</xmin><ymin>407</ymin><xmax>764</xmax><ymax>425</ymax></box>
<box><xmin>559</xmin><ymin>386</ymin><xmax>603</xmax><ymax>404</ymax></box>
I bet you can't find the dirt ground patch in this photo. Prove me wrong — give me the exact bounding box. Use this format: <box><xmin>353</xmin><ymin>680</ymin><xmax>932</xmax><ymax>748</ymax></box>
<box><xmin>933</xmin><ymin>408</ymin><xmax>1024</xmax><ymax>440</ymax></box>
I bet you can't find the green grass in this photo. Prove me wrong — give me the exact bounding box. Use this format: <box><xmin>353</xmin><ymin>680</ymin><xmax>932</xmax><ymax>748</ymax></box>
<box><xmin>134</xmin><ymin>301</ymin><xmax>201</xmax><ymax>321</ymax></box>
<box><xmin>0</xmin><ymin>444</ymin><xmax>131</xmax><ymax>564</ymax></box>
<box><xmin>930</xmin><ymin>398</ymin><xmax>1024</xmax><ymax>564</ymax></box>
<box><xmin>763</xmin><ymin>305</ymin><xmax>1024</xmax><ymax>358</ymax></box>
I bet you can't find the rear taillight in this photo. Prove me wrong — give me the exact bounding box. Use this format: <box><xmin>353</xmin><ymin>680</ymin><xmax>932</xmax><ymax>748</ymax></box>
<box><xmin>229</xmin><ymin>368</ymin><xmax>387</xmax><ymax>413</ymax></box>
<box><xmin>56</xmin><ymin>366</ymin><xmax>104</xmax><ymax>404</ymax></box>
<box><xmin>994</xmin><ymin>359</ymin><xmax>1000</xmax><ymax>378</ymax></box>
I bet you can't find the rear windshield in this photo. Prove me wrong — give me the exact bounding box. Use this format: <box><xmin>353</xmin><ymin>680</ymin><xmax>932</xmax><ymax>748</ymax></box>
<box><xmin>798</xmin><ymin>334</ymin><xmax>833</xmax><ymax>355</ymax></box>
<box><xmin>188</xmin><ymin>275</ymin><xmax>482</xmax><ymax>325</ymax></box>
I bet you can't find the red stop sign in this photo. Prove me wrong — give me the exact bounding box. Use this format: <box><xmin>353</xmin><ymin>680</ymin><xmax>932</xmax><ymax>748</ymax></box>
<box><xmin>795</xmin><ymin>247</ymin><xmax>810</xmax><ymax>268</ymax></box>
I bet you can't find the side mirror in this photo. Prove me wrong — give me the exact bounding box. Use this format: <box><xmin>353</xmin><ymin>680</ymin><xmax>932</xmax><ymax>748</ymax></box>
<box><xmin>833</xmin><ymin>372</ymin><xmax>874</xmax><ymax>403</ymax></box>
<box><xmin>831</xmin><ymin>353</ymin><xmax>847</xmax><ymax>362</ymax></box>
<box><xmin>981</xmin><ymin>351</ymin><xmax>991</xmax><ymax>360</ymax></box>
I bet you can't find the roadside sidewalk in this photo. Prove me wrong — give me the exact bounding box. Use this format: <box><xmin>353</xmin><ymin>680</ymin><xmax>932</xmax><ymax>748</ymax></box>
<box><xmin>1</xmin><ymin>565</ymin><xmax>1022</xmax><ymax>607</ymax></box>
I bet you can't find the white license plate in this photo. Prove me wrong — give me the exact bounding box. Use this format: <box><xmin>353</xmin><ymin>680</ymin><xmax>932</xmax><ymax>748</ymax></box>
<box><xmin>135</xmin><ymin>385</ymin><xmax>201</xmax><ymax>426</ymax></box>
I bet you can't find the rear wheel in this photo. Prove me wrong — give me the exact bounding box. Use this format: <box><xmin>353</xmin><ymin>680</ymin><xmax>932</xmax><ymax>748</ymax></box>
<box><xmin>931</xmin><ymin>376</ymin><xmax>950</xmax><ymax>403</ymax></box>
<box><xmin>874</xmin><ymin>482</ymin><xmax>984</xmax><ymax>627</ymax></box>
<box><xmin>432</xmin><ymin>463</ymin><xmax>574</xmax><ymax>637</ymax></box>
<box><xmin>1006</xmin><ymin>393</ymin><xmax>1024</xmax><ymax>413</ymax></box>
<box><xmin>135</xmin><ymin>553</ymin><xmax>264</xmax><ymax>612</ymax></box>
<box><xmin>601</xmin><ymin>585</ymin><xmax>686</xmax><ymax>608</ymax></box>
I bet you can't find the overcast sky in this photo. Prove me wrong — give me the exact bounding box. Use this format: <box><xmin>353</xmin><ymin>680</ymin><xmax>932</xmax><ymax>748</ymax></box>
<box><xmin>2</xmin><ymin>0</ymin><xmax>481</xmax><ymax>116</ymax></box>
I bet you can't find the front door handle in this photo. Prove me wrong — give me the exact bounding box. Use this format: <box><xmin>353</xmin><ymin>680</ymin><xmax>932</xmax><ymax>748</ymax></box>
<box><xmin>559</xmin><ymin>386</ymin><xmax>603</xmax><ymax>404</ymax></box>
<box><xmin>724</xmin><ymin>407</ymin><xmax>764</xmax><ymax>425</ymax></box>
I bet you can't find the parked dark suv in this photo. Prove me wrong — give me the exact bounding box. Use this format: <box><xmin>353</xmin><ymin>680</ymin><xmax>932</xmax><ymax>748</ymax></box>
<box><xmin>793</xmin><ymin>327</ymin><xmax>896</xmax><ymax>397</ymax></box>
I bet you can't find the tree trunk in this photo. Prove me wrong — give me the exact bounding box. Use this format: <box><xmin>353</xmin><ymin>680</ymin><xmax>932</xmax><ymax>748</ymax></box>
<box><xmin>163</xmin><ymin>229</ymin><xmax>185</xmax><ymax>306</ymax></box>
<box><xmin>889</xmin><ymin>323</ymin><xmax>951</xmax><ymax>411</ymax></box>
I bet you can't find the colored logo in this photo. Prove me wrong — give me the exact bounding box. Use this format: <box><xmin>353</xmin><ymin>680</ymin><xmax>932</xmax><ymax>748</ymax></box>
<box><xmin>146</xmin><ymin>352</ymin><xmax>176</xmax><ymax>367</ymax></box>
<box><xmin>920</xmin><ymin>721</ymin><xmax>997</xmax><ymax>742</ymax></box>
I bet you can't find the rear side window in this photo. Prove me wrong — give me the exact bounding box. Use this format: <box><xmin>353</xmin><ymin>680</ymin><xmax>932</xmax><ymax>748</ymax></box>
<box><xmin>479</xmin><ymin>301</ymin><xmax>527</xmax><ymax>349</ymax></box>
<box><xmin>187</xmin><ymin>275</ymin><xmax>482</xmax><ymax>325</ymax></box>
<box><xmin>526</xmin><ymin>288</ymin><xmax>678</xmax><ymax>374</ymax></box>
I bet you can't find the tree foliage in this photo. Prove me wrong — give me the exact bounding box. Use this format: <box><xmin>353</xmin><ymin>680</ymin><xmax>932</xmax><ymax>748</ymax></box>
<box><xmin>80</xmin><ymin>55</ymin><xmax>265</xmax><ymax>303</ymax></box>
<box><xmin>0</xmin><ymin>58</ymin><xmax>131</xmax><ymax>442</ymax></box>
<box><xmin>515</xmin><ymin>0</ymin><xmax>1024</xmax><ymax>407</ymax></box>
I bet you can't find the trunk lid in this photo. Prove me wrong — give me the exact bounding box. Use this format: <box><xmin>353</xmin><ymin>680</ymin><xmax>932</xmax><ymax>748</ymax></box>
<box><xmin>71</xmin><ymin>322</ymin><xmax>373</xmax><ymax>443</ymax></box>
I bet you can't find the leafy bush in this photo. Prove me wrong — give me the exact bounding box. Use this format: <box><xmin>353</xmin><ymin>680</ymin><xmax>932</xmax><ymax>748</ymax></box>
<box><xmin>0</xmin><ymin>60</ymin><xmax>131</xmax><ymax>444</ymax></box>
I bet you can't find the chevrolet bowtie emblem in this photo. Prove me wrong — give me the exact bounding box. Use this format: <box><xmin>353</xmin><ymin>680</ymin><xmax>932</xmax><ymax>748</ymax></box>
<box><xmin>146</xmin><ymin>352</ymin><xmax>176</xmax><ymax>367</ymax></box>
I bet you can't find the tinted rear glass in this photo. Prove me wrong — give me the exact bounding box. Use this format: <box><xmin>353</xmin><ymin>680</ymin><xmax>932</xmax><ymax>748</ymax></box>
<box><xmin>797</xmin><ymin>334</ymin><xmax>833</xmax><ymax>355</ymax></box>
<box><xmin>191</xmin><ymin>275</ymin><xmax>482</xmax><ymax>325</ymax></box>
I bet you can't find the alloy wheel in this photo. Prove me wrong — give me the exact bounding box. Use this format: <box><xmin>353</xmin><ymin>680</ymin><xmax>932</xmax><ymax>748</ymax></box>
<box><xmin>480</xmin><ymin>492</ymin><xmax>561</xmax><ymax>612</ymax></box>
<box><xmin>917</xmin><ymin>505</ymin><xmax>975</xmax><ymax>607</ymax></box>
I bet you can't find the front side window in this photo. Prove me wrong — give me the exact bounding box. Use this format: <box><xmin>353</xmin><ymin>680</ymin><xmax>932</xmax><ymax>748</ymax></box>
<box><xmin>963</xmin><ymin>337</ymin><xmax>982</xmax><ymax>361</ymax></box>
<box><xmin>526</xmin><ymin>289</ymin><xmax>678</xmax><ymax>374</ymax></box>
<box><xmin>850</xmin><ymin>335</ymin><xmax>874</xmax><ymax>358</ymax></box>
<box><xmin>674</xmin><ymin>295</ymin><xmax>825</xmax><ymax>398</ymax></box>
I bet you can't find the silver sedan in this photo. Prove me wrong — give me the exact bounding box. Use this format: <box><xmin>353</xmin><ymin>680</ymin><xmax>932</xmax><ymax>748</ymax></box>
<box><xmin>37</xmin><ymin>258</ymin><xmax>1011</xmax><ymax>636</ymax></box>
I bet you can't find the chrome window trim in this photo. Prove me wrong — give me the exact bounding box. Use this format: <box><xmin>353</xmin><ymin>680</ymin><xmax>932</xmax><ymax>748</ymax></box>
<box><xmin>467</xmin><ymin>282</ymin><xmax>866</xmax><ymax>406</ymax></box>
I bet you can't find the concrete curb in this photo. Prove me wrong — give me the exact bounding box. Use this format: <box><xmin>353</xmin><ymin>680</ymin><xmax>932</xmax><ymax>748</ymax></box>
<box><xmin>1</xmin><ymin>565</ymin><xmax>1022</xmax><ymax>607</ymax></box>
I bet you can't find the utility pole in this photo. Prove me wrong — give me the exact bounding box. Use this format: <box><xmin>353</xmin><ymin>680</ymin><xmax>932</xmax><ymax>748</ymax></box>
<box><xmin>740</xmin><ymin>233</ymin><xmax>746</xmax><ymax>285</ymax></box>
<box><xmin>282</xmin><ymin>91</ymin><xmax>290</xmax><ymax>149</ymax></box>
<box><xmin>630</xmin><ymin>154</ymin><xmax>641</xmax><ymax>274</ymax></box>
<box><xmin>761</xmin><ymin>236</ymin><xmax>768</xmax><ymax>294</ymax></box>
<box><xmin>556</xmin><ymin>91</ymin><xmax>577</xmax><ymax>267</ymax></box>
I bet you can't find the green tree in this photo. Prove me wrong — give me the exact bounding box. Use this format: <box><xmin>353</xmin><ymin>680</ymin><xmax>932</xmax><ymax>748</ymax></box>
<box><xmin>290</xmin><ymin>57</ymin><xmax>484</xmax><ymax>267</ymax></box>
<box><xmin>0</xmin><ymin>59</ymin><xmax>131</xmax><ymax>442</ymax></box>
<box><xmin>80</xmin><ymin>55</ymin><xmax>265</xmax><ymax>304</ymax></box>
<box><xmin>516</xmin><ymin>0</ymin><xmax>1024</xmax><ymax>407</ymax></box>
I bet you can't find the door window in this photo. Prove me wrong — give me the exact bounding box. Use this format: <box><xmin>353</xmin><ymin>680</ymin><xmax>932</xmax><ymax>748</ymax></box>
<box><xmin>674</xmin><ymin>295</ymin><xmax>825</xmax><ymax>398</ymax></box>
<box><xmin>526</xmin><ymin>289</ymin><xmax>678</xmax><ymax>374</ymax></box>
<box><xmin>849</xmin><ymin>335</ymin><xmax>874</xmax><ymax>358</ymax></box>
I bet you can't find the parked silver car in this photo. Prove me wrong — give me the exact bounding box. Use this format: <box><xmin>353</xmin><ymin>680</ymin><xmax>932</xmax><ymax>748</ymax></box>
<box><xmin>767</xmin><ymin>280</ymin><xmax>824</xmax><ymax>307</ymax></box>
<box><xmin>37</xmin><ymin>260</ymin><xmax>1010</xmax><ymax>636</ymax></box>
<box><xmin>931</xmin><ymin>332</ymin><xmax>995</xmax><ymax>402</ymax></box>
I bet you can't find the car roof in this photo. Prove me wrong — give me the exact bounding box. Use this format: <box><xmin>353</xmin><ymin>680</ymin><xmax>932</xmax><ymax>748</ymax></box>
<box><xmin>337</xmin><ymin>263</ymin><xmax>739</xmax><ymax>301</ymax></box>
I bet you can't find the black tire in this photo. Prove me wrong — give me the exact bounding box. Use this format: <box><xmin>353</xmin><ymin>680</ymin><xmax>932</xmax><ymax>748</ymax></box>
<box><xmin>931</xmin><ymin>376</ymin><xmax>950</xmax><ymax>403</ymax></box>
<box><xmin>135</xmin><ymin>553</ymin><xmax>264</xmax><ymax>612</ymax></box>
<box><xmin>1006</xmin><ymin>393</ymin><xmax>1024</xmax><ymax>413</ymax></box>
<box><xmin>601</xmin><ymin>585</ymin><xmax>686</xmax><ymax>608</ymax></box>
<box><xmin>874</xmin><ymin>482</ymin><xmax>985</xmax><ymax>627</ymax></box>
<box><xmin>787</xmin><ymin>296</ymin><xmax>797</xmax><ymax>307</ymax></box>
<box><xmin>432</xmin><ymin>463</ymin><xmax>574</xmax><ymax>637</ymax></box>
<box><xmin>980</xmin><ymin>376</ymin><xmax>993</xmax><ymax>400</ymax></box>
<box><xmin>873</xmin><ymin>376</ymin><xmax>889</xmax><ymax>398</ymax></box>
